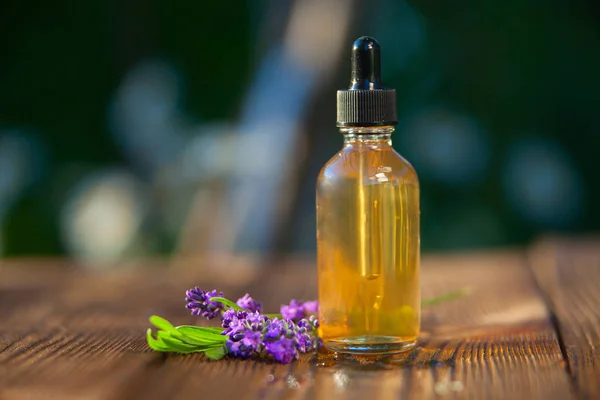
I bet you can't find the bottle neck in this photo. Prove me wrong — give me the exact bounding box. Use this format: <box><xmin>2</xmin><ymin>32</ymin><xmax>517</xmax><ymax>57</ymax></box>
<box><xmin>340</xmin><ymin>126</ymin><xmax>394</xmax><ymax>148</ymax></box>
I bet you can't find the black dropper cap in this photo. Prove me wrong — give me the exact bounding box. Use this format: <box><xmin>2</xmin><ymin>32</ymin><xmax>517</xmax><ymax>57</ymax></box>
<box><xmin>336</xmin><ymin>36</ymin><xmax>397</xmax><ymax>127</ymax></box>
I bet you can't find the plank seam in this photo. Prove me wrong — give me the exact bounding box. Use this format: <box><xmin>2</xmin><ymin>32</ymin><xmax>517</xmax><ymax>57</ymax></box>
<box><xmin>524</xmin><ymin>257</ymin><xmax>578</xmax><ymax>395</ymax></box>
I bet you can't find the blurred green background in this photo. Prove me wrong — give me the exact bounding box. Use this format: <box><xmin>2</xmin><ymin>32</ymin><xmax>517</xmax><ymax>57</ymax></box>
<box><xmin>1</xmin><ymin>0</ymin><xmax>599</xmax><ymax>262</ymax></box>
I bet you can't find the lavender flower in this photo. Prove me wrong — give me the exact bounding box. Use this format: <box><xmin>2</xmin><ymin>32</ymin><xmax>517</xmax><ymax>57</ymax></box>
<box><xmin>280</xmin><ymin>300</ymin><xmax>319</xmax><ymax>321</ymax></box>
<box><xmin>185</xmin><ymin>288</ymin><xmax>225</xmax><ymax>319</ymax></box>
<box><xmin>294</xmin><ymin>331</ymin><xmax>315</xmax><ymax>353</ymax></box>
<box><xmin>221</xmin><ymin>309</ymin><xmax>248</xmax><ymax>336</ymax></box>
<box><xmin>245</xmin><ymin>311</ymin><xmax>268</xmax><ymax>332</ymax></box>
<box><xmin>303</xmin><ymin>301</ymin><xmax>319</xmax><ymax>315</ymax></box>
<box><xmin>307</xmin><ymin>315</ymin><xmax>319</xmax><ymax>329</ymax></box>
<box><xmin>236</xmin><ymin>293</ymin><xmax>263</xmax><ymax>313</ymax></box>
<box><xmin>223</xmin><ymin>310</ymin><xmax>269</xmax><ymax>358</ymax></box>
<box><xmin>265</xmin><ymin>337</ymin><xmax>297</xmax><ymax>364</ymax></box>
<box><xmin>263</xmin><ymin>318</ymin><xmax>292</xmax><ymax>340</ymax></box>
<box><xmin>181</xmin><ymin>288</ymin><xmax>319</xmax><ymax>363</ymax></box>
<box><xmin>262</xmin><ymin>318</ymin><xmax>300</xmax><ymax>363</ymax></box>
<box><xmin>227</xmin><ymin>330</ymin><xmax>262</xmax><ymax>358</ymax></box>
<box><xmin>280</xmin><ymin>300</ymin><xmax>306</xmax><ymax>321</ymax></box>
<box><xmin>295</xmin><ymin>318</ymin><xmax>317</xmax><ymax>353</ymax></box>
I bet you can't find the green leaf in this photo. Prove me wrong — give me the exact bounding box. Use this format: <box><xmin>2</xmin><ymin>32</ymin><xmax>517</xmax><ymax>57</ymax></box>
<box><xmin>149</xmin><ymin>315</ymin><xmax>176</xmax><ymax>331</ymax></box>
<box><xmin>146</xmin><ymin>329</ymin><xmax>170</xmax><ymax>352</ymax></box>
<box><xmin>176</xmin><ymin>325</ymin><xmax>225</xmax><ymax>334</ymax></box>
<box><xmin>160</xmin><ymin>335</ymin><xmax>200</xmax><ymax>354</ymax></box>
<box><xmin>156</xmin><ymin>330</ymin><xmax>172</xmax><ymax>341</ymax></box>
<box><xmin>421</xmin><ymin>287</ymin><xmax>471</xmax><ymax>307</ymax></box>
<box><xmin>173</xmin><ymin>333</ymin><xmax>214</xmax><ymax>346</ymax></box>
<box><xmin>203</xmin><ymin>327</ymin><xmax>226</xmax><ymax>333</ymax></box>
<box><xmin>204</xmin><ymin>345</ymin><xmax>227</xmax><ymax>360</ymax></box>
<box><xmin>175</xmin><ymin>326</ymin><xmax>227</xmax><ymax>345</ymax></box>
<box><xmin>264</xmin><ymin>313</ymin><xmax>283</xmax><ymax>319</ymax></box>
<box><xmin>159</xmin><ymin>330</ymin><xmax>223</xmax><ymax>352</ymax></box>
<box><xmin>210</xmin><ymin>297</ymin><xmax>243</xmax><ymax>311</ymax></box>
<box><xmin>165</xmin><ymin>329</ymin><xmax>189</xmax><ymax>343</ymax></box>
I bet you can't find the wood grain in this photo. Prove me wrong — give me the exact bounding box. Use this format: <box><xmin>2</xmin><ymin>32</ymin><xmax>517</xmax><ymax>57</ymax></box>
<box><xmin>266</xmin><ymin>252</ymin><xmax>573</xmax><ymax>400</ymax></box>
<box><xmin>529</xmin><ymin>237</ymin><xmax>600</xmax><ymax>399</ymax></box>
<box><xmin>0</xmin><ymin>249</ymin><xmax>581</xmax><ymax>399</ymax></box>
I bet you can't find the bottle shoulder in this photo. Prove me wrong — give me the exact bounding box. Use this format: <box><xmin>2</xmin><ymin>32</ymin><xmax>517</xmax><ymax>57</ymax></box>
<box><xmin>318</xmin><ymin>146</ymin><xmax>419</xmax><ymax>184</ymax></box>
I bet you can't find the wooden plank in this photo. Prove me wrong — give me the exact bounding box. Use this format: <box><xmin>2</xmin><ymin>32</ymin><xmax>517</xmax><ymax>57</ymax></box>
<box><xmin>529</xmin><ymin>237</ymin><xmax>600</xmax><ymax>399</ymax></box>
<box><xmin>274</xmin><ymin>253</ymin><xmax>573</xmax><ymax>400</ymax></box>
<box><xmin>0</xmin><ymin>252</ymin><xmax>575</xmax><ymax>399</ymax></box>
<box><xmin>126</xmin><ymin>252</ymin><xmax>573</xmax><ymax>399</ymax></box>
<box><xmin>0</xmin><ymin>256</ymin><xmax>261</xmax><ymax>399</ymax></box>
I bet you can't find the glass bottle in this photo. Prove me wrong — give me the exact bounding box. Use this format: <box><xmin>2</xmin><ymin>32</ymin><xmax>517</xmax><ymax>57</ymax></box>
<box><xmin>316</xmin><ymin>37</ymin><xmax>420</xmax><ymax>354</ymax></box>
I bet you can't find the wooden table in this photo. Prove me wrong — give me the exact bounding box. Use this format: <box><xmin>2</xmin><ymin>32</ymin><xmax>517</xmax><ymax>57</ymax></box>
<box><xmin>0</xmin><ymin>237</ymin><xmax>598</xmax><ymax>399</ymax></box>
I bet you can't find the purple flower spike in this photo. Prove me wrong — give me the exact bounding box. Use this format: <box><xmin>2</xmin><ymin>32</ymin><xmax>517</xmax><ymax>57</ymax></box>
<box><xmin>245</xmin><ymin>311</ymin><xmax>268</xmax><ymax>332</ymax></box>
<box><xmin>264</xmin><ymin>318</ymin><xmax>285</xmax><ymax>341</ymax></box>
<box><xmin>223</xmin><ymin>310</ymin><xmax>268</xmax><ymax>358</ymax></box>
<box><xmin>302</xmin><ymin>300</ymin><xmax>318</xmax><ymax>314</ymax></box>
<box><xmin>295</xmin><ymin>331</ymin><xmax>315</xmax><ymax>353</ymax></box>
<box><xmin>295</xmin><ymin>318</ymin><xmax>317</xmax><ymax>353</ymax></box>
<box><xmin>227</xmin><ymin>330</ymin><xmax>262</xmax><ymax>358</ymax></box>
<box><xmin>262</xmin><ymin>318</ymin><xmax>301</xmax><ymax>362</ymax></box>
<box><xmin>185</xmin><ymin>287</ymin><xmax>225</xmax><ymax>319</ymax></box>
<box><xmin>265</xmin><ymin>338</ymin><xmax>298</xmax><ymax>364</ymax></box>
<box><xmin>182</xmin><ymin>289</ymin><xmax>319</xmax><ymax>363</ymax></box>
<box><xmin>236</xmin><ymin>293</ymin><xmax>263</xmax><ymax>313</ymax></box>
<box><xmin>222</xmin><ymin>309</ymin><xmax>248</xmax><ymax>335</ymax></box>
<box><xmin>280</xmin><ymin>300</ymin><xmax>306</xmax><ymax>321</ymax></box>
<box><xmin>280</xmin><ymin>299</ymin><xmax>319</xmax><ymax>321</ymax></box>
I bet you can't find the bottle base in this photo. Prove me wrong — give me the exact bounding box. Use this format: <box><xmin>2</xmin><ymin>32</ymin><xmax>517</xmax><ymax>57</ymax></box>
<box><xmin>323</xmin><ymin>336</ymin><xmax>417</xmax><ymax>355</ymax></box>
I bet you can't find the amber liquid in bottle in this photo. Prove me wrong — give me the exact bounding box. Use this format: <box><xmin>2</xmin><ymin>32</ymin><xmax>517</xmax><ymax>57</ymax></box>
<box><xmin>317</xmin><ymin>127</ymin><xmax>420</xmax><ymax>354</ymax></box>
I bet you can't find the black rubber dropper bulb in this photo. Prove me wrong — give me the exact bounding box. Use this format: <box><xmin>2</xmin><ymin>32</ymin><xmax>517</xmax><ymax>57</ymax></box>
<box><xmin>337</xmin><ymin>36</ymin><xmax>398</xmax><ymax>127</ymax></box>
<box><xmin>350</xmin><ymin>37</ymin><xmax>383</xmax><ymax>90</ymax></box>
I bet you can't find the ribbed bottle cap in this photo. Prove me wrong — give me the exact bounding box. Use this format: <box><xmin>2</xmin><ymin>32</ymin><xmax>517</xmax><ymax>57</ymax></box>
<box><xmin>336</xmin><ymin>36</ymin><xmax>397</xmax><ymax>127</ymax></box>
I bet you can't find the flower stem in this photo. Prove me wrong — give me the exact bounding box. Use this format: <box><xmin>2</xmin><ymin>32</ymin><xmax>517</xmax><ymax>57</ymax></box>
<box><xmin>210</xmin><ymin>297</ymin><xmax>244</xmax><ymax>311</ymax></box>
<box><xmin>421</xmin><ymin>287</ymin><xmax>471</xmax><ymax>307</ymax></box>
